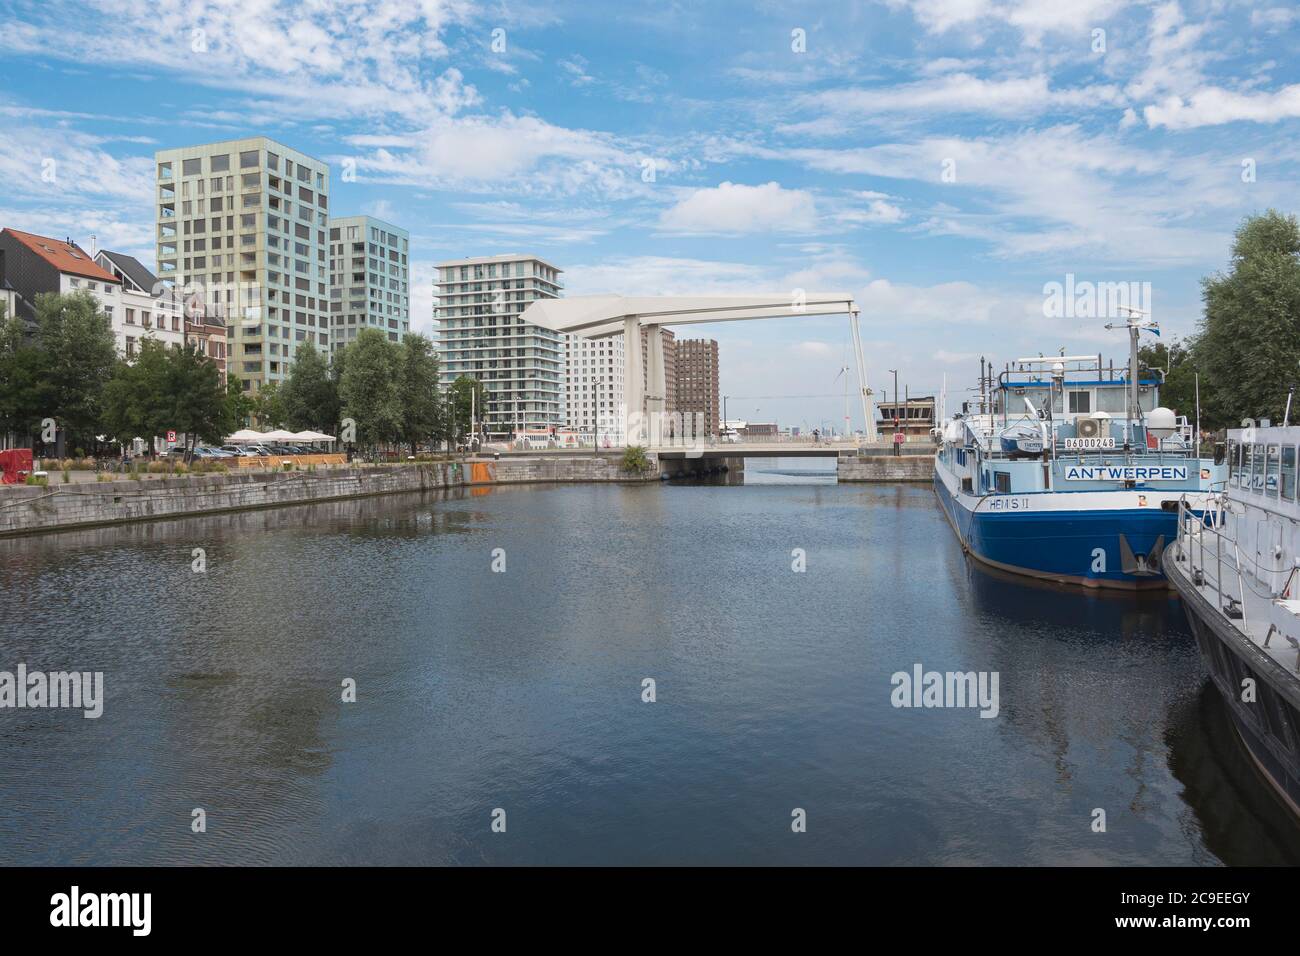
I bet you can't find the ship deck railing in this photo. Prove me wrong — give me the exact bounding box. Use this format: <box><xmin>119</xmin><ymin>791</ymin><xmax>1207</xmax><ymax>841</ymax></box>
<box><xmin>1174</xmin><ymin>494</ymin><xmax>1300</xmax><ymax>674</ymax></box>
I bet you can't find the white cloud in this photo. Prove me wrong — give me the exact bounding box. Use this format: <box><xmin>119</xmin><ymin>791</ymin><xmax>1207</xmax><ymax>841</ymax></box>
<box><xmin>349</xmin><ymin>113</ymin><xmax>643</xmax><ymax>196</ymax></box>
<box><xmin>805</xmin><ymin>73</ymin><xmax>1126</xmax><ymax>120</ymax></box>
<box><xmin>796</xmin><ymin>341</ymin><xmax>834</xmax><ymax>356</ymax></box>
<box><xmin>564</xmin><ymin>256</ymin><xmax>772</xmax><ymax>296</ymax></box>
<box><xmin>658</xmin><ymin>182</ymin><xmax>817</xmax><ymax>235</ymax></box>
<box><xmin>1143</xmin><ymin>84</ymin><xmax>1300</xmax><ymax>129</ymax></box>
<box><xmin>933</xmin><ymin>349</ymin><xmax>979</xmax><ymax>363</ymax></box>
<box><xmin>884</xmin><ymin>0</ymin><xmax>1125</xmax><ymax>41</ymax></box>
<box><xmin>780</xmin><ymin>125</ymin><xmax>1235</xmax><ymax>264</ymax></box>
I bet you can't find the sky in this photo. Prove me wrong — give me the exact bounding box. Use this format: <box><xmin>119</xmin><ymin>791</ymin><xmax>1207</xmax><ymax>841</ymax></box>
<box><xmin>1</xmin><ymin>0</ymin><xmax>1298</xmax><ymax>432</ymax></box>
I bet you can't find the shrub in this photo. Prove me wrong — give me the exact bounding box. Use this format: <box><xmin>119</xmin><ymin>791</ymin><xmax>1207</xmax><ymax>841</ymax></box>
<box><xmin>621</xmin><ymin>445</ymin><xmax>651</xmax><ymax>475</ymax></box>
<box><xmin>61</xmin><ymin>466</ymin><xmax>71</xmax><ymax>484</ymax></box>
<box><xmin>25</xmin><ymin>473</ymin><xmax>49</xmax><ymax>487</ymax></box>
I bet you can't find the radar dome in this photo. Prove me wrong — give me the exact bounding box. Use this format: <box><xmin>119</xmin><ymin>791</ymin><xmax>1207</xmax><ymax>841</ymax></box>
<box><xmin>1147</xmin><ymin>406</ymin><xmax>1177</xmax><ymax>438</ymax></box>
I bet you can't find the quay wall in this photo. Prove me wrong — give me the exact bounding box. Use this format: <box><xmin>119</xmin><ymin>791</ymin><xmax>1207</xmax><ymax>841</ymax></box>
<box><xmin>837</xmin><ymin>453</ymin><xmax>934</xmax><ymax>482</ymax></box>
<box><xmin>0</xmin><ymin>456</ymin><xmax>653</xmax><ymax>538</ymax></box>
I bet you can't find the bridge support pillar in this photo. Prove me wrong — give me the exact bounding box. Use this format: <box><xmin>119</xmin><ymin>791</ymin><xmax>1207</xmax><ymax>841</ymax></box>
<box><xmin>645</xmin><ymin>323</ymin><xmax>666</xmax><ymax>446</ymax></box>
<box><xmin>623</xmin><ymin>316</ymin><xmax>643</xmax><ymax>446</ymax></box>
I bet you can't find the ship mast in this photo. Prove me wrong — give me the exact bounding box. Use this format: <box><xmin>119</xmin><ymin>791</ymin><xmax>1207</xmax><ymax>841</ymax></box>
<box><xmin>1106</xmin><ymin>307</ymin><xmax>1154</xmax><ymax>446</ymax></box>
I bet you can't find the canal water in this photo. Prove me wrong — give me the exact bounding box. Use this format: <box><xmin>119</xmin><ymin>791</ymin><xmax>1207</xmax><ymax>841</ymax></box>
<box><xmin>2</xmin><ymin>467</ymin><xmax>1298</xmax><ymax>865</ymax></box>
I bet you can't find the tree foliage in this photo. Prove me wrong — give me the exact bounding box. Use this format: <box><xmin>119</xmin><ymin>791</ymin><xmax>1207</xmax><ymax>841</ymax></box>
<box><xmin>279</xmin><ymin>342</ymin><xmax>339</xmax><ymax>433</ymax></box>
<box><xmin>33</xmin><ymin>291</ymin><xmax>118</xmax><ymax>450</ymax></box>
<box><xmin>1138</xmin><ymin>338</ymin><xmax>1199</xmax><ymax>423</ymax></box>
<box><xmin>447</xmin><ymin>375</ymin><xmax>487</xmax><ymax>444</ymax></box>
<box><xmin>251</xmin><ymin>380</ymin><xmax>287</xmax><ymax>428</ymax></box>
<box><xmin>102</xmin><ymin>340</ymin><xmax>232</xmax><ymax>457</ymax></box>
<box><xmin>338</xmin><ymin>328</ymin><xmax>403</xmax><ymax>450</ymax></box>
<box><xmin>0</xmin><ymin>307</ymin><xmax>47</xmax><ymax>442</ymax></box>
<box><xmin>1192</xmin><ymin>210</ymin><xmax>1300</xmax><ymax>427</ymax></box>
<box><xmin>397</xmin><ymin>334</ymin><xmax>442</xmax><ymax>453</ymax></box>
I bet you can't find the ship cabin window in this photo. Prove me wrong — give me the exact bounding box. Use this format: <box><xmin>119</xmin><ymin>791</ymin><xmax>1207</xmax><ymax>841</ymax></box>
<box><xmin>994</xmin><ymin>471</ymin><xmax>1011</xmax><ymax>493</ymax></box>
<box><xmin>1266</xmin><ymin>444</ymin><xmax>1280</xmax><ymax>496</ymax></box>
<box><xmin>1250</xmin><ymin>443</ymin><xmax>1264</xmax><ymax>493</ymax></box>
<box><xmin>1067</xmin><ymin>390</ymin><xmax>1091</xmax><ymax>414</ymax></box>
<box><xmin>1241</xmin><ymin>443</ymin><xmax>1253</xmax><ymax>490</ymax></box>
<box><xmin>1282</xmin><ymin>445</ymin><xmax>1296</xmax><ymax>501</ymax></box>
<box><xmin>1227</xmin><ymin>439</ymin><xmax>1238</xmax><ymax>486</ymax></box>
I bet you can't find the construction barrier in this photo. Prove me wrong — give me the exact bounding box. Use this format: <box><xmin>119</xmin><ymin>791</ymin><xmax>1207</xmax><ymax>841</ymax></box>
<box><xmin>234</xmin><ymin>454</ymin><xmax>347</xmax><ymax>469</ymax></box>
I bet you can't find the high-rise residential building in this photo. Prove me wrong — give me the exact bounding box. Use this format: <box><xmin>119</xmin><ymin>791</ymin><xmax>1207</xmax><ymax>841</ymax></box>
<box><xmin>328</xmin><ymin>215</ymin><xmax>409</xmax><ymax>354</ymax></box>
<box><xmin>564</xmin><ymin>334</ymin><xmax>624</xmax><ymax>436</ymax></box>
<box><xmin>675</xmin><ymin>338</ymin><xmax>721</xmax><ymax>436</ymax></box>
<box><xmin>435</xmin><ymin>254</ymin><xmax>564</xmax><ymax>437</ymax></box>
<box><xmin>154</xmin><ymin>137</ymin><xmax>331</xmax><ymax>394</ymax></box>
<box><xmin>565</xmin><ymin>327</ymin><xmax>677</xmax><ymax>436</ymax></box>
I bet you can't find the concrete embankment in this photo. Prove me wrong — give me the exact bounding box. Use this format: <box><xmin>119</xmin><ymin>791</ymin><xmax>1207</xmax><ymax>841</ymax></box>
<box><xmin>836</xmin><ymin>453</ymin><xmax>933</xmax><ymax>482</ymax></box>
<box><xmin>0</xmin><ymin>456</ymin><xmax>652</xmax><ymax>538</ymax></box>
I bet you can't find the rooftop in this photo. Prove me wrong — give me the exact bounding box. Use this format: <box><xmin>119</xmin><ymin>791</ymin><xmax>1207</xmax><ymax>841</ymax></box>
<box><xmin>96</xmin><ymin>249</ymin><xmax>158</xmax><ymax>294</ymax></box>
<box><xmin>2</xmin><ymin>229</ymin><xmax>120</xmax><ymax>284</ymax></box>
<box><xmin>437</xmin><ymin>253</ymin><xmax>563</xmax><ymax>272</ymax></box>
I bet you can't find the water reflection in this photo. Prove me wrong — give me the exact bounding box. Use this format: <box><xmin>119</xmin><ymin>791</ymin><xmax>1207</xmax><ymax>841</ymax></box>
<box><xmin>0</xmin><ymin>481</ymin><xmax>1297</xmax><ymax>864</ymax></box>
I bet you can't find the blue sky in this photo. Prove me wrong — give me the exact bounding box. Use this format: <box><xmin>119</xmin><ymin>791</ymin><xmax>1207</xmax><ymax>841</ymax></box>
<box><xmin>1</xmin><ymin>0</ymin><xmax>1298</xmax><ymax>430</ymax></box>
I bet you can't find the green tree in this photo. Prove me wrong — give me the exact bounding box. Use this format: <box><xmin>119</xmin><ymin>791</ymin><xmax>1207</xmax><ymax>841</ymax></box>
<box><xmin>0</xmin><ymin>306</ymin><xmax>48</xmax><ymax>444</ymax></box>
<box><xmin>102</xmin><ymin>338</ymin><xmax>172</xmax><ymax>454</ymax></box>
<box><xmin>1138</xmin><ymin>338</ymin><xmax>1198</xmax><ymax>422</ymax></box>
<box><xmin>397</xmin><ymin>334</ymin><xmax>442</xmax><ymax>454</ymax></box>
<box><xmin>280</xmin><ymin>342</ymin><xmax>340</xmax><ymax>433</ymax></box>
<box><xmin>1193</xmin><ymin>210</ymin><xmax>1300</xmax><ymax>427</ymax></box>
<box><xmin>338</xmin><ymin>328</ymin><xmax>402</xmax><ymax>452</ymax></box>
<box><xmin>447</xmin><ymin>375</ymin><xmax>488</xmax><ymax>445</ymax></box>
<box><xmin>168</xmin><ymin>342</ymin><xmax>232</xmax><ymax>454</ymax></box>
<box><xmin>251</xmin><ymin>380</ymin><xmax>287</xmax><ymax>428</ymax></box>
<box><xmin>102</xmin><ymin>341</ymin><xmax>230</xmax><ymax>460</ymax></box>
<box><xmin>34</xmin><ymin>291</ymin><xmax>118</xmax><ymax>452</ymax></box>
<box><xmin>225</xmin><ymin>373</ymin><xmax>253</xmax><ymax>432</ymax></box>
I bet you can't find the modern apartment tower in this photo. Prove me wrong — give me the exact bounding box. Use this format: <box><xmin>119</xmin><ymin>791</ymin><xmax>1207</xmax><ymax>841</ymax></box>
<box><xmin>154</xmin><ymin>137</ymin><xmax>331</xmax><ymax>393</ymax></box>
<box><xmin>328</xmin><ymin>215</ymin><xmax>410</xmax><ymax>355</ymax></box>
<box><xmin>565</xmin><ymin>327</ymin><xmax>677</xmax><ymax>435</ymax></box>
<box><xmin>565</xmin><ymin>334</ymin><xmax>625</xmax><ymax>435</ymax></box>
<box><xmin>435</xmin><ymin>254</ymin><xmax>564</xmax><ymax>437</ymax></box>
<box><xmin>675</xmin><ymin>338</ymin><xmax>721</xmax><ymax>436</ymax></box>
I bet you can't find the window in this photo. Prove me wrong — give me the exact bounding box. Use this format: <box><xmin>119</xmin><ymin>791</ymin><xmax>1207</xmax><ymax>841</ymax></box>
<box><xmin>1283</xmin><ymin>446</ymin><xmax>1296</xmax><ymax>501</ymax></box>
<box><xmin>1068</xmin><ymin>390</ymin><xmax>1091</xmax><ymax>414</ymax></box>
<box><xmin>240</xmin><ymin>150</ymin><xmax>259</xmax><ymax>168</ymax></box>
<box><xmin>1251</xmin><ymin>443</ymin><xmax>1264</xmax><ymax>492</ymax></box>
<box><xmin>210</xmin><ymin>153</ymin><xmax>230</xmax><ymax>172</ymax></box>
<box><xmin>1267</xmin><ymin>444</ymin><xmax>1281</xmax><ymax>496</ymax></box>
<box><xmin>182</xmin><ymin>158</ymin><xmax>201</xmax><ymax>176</ymax></box>
<box><xmin>1227</xmin><ymin>439</ymin><xmax>1239</xmax><ymax>487</ymax></box>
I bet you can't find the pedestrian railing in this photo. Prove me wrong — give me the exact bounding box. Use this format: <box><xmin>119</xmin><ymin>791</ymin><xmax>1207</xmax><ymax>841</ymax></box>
<box><xmin>1177</xmin><ymin>491</ymin><xmax>1250</xmax><ymax>628</ymax></box>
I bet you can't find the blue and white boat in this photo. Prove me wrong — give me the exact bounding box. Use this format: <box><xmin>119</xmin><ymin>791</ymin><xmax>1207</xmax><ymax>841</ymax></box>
<box><xmin>933</xmin><ymin>318</ymin><xmax>1226</xmax><ymax>589</ymax></box>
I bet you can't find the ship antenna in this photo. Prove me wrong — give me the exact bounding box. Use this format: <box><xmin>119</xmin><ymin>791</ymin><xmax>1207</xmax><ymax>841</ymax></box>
<box><xmin>1106</xmin><ymin>306</ymin><xmax>1155</xmax><ymax>452</ymax></box>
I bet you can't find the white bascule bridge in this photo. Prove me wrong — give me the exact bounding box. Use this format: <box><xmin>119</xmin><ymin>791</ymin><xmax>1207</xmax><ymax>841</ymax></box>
<box><xmin>520</xmin><ymin>293</ymin><xmax>875</xmax><ymax>447</ymax></box>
